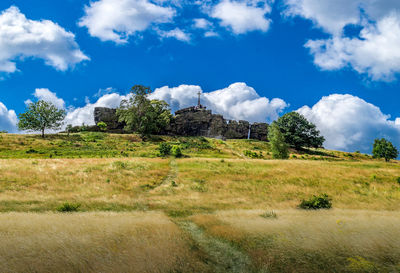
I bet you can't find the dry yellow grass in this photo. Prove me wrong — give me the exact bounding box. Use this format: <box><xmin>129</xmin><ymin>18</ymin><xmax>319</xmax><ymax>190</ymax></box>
<box><xmin>0</xmin><ymin>212</ymin><xmax>208</xmax><ymax>273</ymax></box>
<box><xmin>0</xmin><ymin>158</ymin><xmax>169</xmax><ymax>211</ymax></box>
<box><xmin>0</xmin><ymin>157</ymin><xmax>399</xmax><ymax>212</ymax></box>
<box><xmin>191</xmin><ymin>209</ymin><xmax>400</xmax><ymax>272</ymax></box>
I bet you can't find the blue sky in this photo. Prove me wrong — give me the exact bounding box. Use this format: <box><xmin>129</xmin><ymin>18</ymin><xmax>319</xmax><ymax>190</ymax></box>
<box><xmin>0</xmin><ymin>0</ymin><xmax>399</xmax><ymax>154</ymax></box>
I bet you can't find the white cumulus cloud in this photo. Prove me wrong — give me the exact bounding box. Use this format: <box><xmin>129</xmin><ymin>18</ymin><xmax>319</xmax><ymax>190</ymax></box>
<box><xmin>284</xmin><ymin>0</ymin><xmax>400</xmax><ymax>81</ymax></box>
<box><xmin>0</xmin><ymin>6</ymin><xmax>88</xmax><ymax>74</ymax></box>
<box><xmin>30</xmin><ymin>88</ymin><xmax>66</xmax><ymax>109</ymax></box>
<box><xmin>298</xmin><ymin>94</ymin><xmax>400</xmax><ymax>153</ymax></box>
<box><xmin>210</xmin><ymin>0</ymin><xmax>273</xmax><ymax>34</ymax></box>
<box><xmin>79</xmin><ymin>0</ymin><xmax>175</xmax><ymax>44</ymax></box>
<box><xmin>157</xmin><ymin>28</ymin><xmax>191</xmax><ymax>42</ymax></box>
<box><xmin>0</xmin><ymin>101</ymin><xmax>17</xmax><ymax>133</ymax></box>
<box><xmin>150</xmin><ymin>82</ymin><xmax>288</xmax><ymax>123</ymax></box>
<box><xmin>64</xmin><ymin>93</ymin><xmax>129</xmax><ymax>126</ymax></box>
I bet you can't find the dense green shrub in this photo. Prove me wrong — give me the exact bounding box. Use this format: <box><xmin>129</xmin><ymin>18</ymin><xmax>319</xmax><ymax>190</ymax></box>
<box><xmin>243</xmin><ymin>150</ymin><xmax>263</xmax><ymax>158</ymax></box>
<box><xmin>158</xmin><ymin>143</ymin><xmax>172</xmax><ymax>157</ymax></box>
<box><xmin>97</xmin><ymin>121</ymin><xmax>107</xmax><ymax>131</ymax></box>
<box><xmin>299</xmin><ymin>194</ymin><xmax>332</xmax><ymax>210</ymax></box>
<box><xmin>397</xmin><ymin>177</ymin><xmax>400</xmax><ymax>185</ymax></box>
<box><xmin>171</xmin><ymin>145</ymin><xmax>183</xmax><ymax>158</ymax></box>
<box><xmin>57</xmin><ymin>202</ymin><xmax>81</xmax><ymax>212</ymax></box>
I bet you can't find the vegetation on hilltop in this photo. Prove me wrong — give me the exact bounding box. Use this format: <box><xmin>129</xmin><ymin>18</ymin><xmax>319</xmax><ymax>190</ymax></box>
<box><xmin>18</xmin><ymin>100</ymin><xmax>66</xmax><ymax>138</ymax></box>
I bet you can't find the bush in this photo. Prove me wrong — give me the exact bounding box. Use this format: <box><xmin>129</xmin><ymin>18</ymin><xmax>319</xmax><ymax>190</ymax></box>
<box><xmin>397</xmin><ymin>177</ymin><xmax>400</xmax><ymax>185</ymax></box>
<box><xmin>158</xmin><ymin>143</ymin><xmax>172</xmax><ymax>157</ymax></box>
<box><xmin>243</xmin><ymin>150</ymin><xmax>263</xmax><ymax>158</ymax></box>
<box><xmin>171</xmin><ymin>145</ymin><xmax>183</xmax><ymax>158</ymax></box>
<box><xmin>97</xmin><ymin>121</ymin><xmax>107</xmax><ymax>131</ymax></box>
<box><xmin>57</xmin><ymin>202</ymin><xmax>81</xmax><ymax>212</ymax></box>
<box><xmin>299</xmin><ymin>194</ymin><xmax>332</xmax><ymax>210</ymax></box>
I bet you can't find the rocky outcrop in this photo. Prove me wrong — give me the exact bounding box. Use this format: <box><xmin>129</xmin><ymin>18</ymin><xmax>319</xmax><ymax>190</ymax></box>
<box><xmin>93</xmin><ymin>106</ymin><xmax>269</xmax><ymax>141</ymax></box>
<box><xmin>250</xmin><ymin>123</ymin><xmax>269</xmax><ymax>141</ymax></box>
<box><xmin>94</xmin><ymin>107</ymin><xmax>123</xmax><ymax>130</ymax></box>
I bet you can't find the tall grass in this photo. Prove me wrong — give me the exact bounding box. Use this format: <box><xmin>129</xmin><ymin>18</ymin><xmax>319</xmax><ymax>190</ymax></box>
<box><xmin>192</xmin><ymin>209</ymin><xmax>400</xmax><ymax>272</ymax></box>
<box><xmin>0</xmin><ymin>212</ymin><xmax>208</xmax><ymax>273</ymax></box>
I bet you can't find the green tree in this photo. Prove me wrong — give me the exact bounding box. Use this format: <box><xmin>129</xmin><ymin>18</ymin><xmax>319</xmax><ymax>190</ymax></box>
<box><xmin>372</xmin><ymin>138</ymin><xmax>398</xmax><ymax>162</ymax></box>
<box><xmin>18</xmin><ymin>100</ymin><xmax>66</xmax><ymax>138</ymax></box>
<box><xmin>268</xmin><ymin>122</ymin><xmax>289</xmax><ymax>159</ymax></box>
<box><xmin>66</xmin><ymin>124</ymin><xmax>73</xmax><ymax>137</ymax></box>
<box><xmin>275</xmin><ymin>112</ymin><xmax>325</xmax><ymax>150</ymax></box>
<box><xmin>116</xmin><ymin>85</ymin><xmax>171</xmax><ymax>137</ymax></box>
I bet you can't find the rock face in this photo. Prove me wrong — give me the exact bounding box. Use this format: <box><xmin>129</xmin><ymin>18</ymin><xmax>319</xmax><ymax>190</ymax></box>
<box><xmin>94</xmin><ymin>107</ymin><xmax>123</xmax><ymax>130</ymax></box>
<box><xmin>94</xmin><ymin>106</ymin><xmax>269</xmax><ymax>140</ymax></box>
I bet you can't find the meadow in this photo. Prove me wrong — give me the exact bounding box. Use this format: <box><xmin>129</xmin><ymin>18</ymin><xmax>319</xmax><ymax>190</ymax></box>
<box><xmin>0</xmin><ymin>132</ymin><xmax>399</xmax><ymax>272</ymax></box>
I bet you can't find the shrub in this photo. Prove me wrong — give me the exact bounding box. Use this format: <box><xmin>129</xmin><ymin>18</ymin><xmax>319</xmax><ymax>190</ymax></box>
<box><xmin>158</xmin><ymin>143</ymin><xmax>172</xmax><ymax>157</ymax></box>
<box><xmin>397</xmin><ymin>177</ymin><xmax>400</xmax><ymax>185</ymax></box>
<box><xmin>171</xmin><ymin>145</ymin><xmax>183</xmax><ymax>158</ymax></box>
<box><xmin>97</xmin><ymin>121</ymin><xmax>107</xmax><ymax>131</ymax></box>
<box><xmin>57</xmin><ymin>202</ymin><xmax>81</xmax><ymax>212</ymax></box>
<box><xmin>243</xmin><ymin>150</ymin><xmax>263</xmax><ymax>158</ymax></box>
<box><xmin>299</xmin><ymin>194</ymin><xmax>332</xmax><ymax>210</ymax></box>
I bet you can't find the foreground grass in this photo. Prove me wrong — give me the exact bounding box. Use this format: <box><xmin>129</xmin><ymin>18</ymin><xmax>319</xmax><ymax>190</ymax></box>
<box><xmin>191</xmin><ymin>209</ymin><xmax>400</xmax><ymax>272</ymax></box>
<box><xmin>0</xmin><ymin>212</ymin><xmax>208</xmax><ymax>273</ymax></box>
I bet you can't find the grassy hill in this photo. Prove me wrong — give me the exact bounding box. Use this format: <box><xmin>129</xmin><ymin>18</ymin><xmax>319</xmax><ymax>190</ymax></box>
<box><xmin>0</xmin><ymin>132</ymin><xmax>399</xmax><ymax>272</ymax></box>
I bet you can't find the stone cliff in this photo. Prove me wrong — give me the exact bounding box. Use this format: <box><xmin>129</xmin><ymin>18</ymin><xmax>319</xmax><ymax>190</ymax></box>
<box><xmin>94</xmin><ymin>106</ymin><xmax>268</xmax><ymax>141</ymax></box>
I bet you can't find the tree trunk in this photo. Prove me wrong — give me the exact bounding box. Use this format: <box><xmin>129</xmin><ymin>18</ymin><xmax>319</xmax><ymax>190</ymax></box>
<box><xmin>41</xmin><ymin>128</ymin><xmax>45</xmax><ymax>138</ymax></box>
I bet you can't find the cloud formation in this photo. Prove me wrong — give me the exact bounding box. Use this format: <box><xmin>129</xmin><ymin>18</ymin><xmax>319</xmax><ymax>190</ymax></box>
<box><xmin>31</xmin><ymin>88</ymin><xmax>66</xmax><ymax>109</ymax></box>
<box><xmin>284</xmin><ymin>0</ymin><xmax>400</xmax><ymax>81</ymax></box>
<box><xmin>0</xmin><ymin>101</ymin><xmax>17</xmax><ymax>133</ymax></box>
<box><xmin>79</xmin><ymin>0</ymin><xmax>175</xmax><ymax>44</ymax></box>
<box><xmin>210</xmin><ymin>0</ymin><xmax>273</xmax><ymax>34</ymax></box>
<box><xmin>64</xmin><ymin>93</ymin><xmax>129</xmax><ymax>126</ymax></box>
<box><xmin>0</xmin><ymin>6</ymin><xmax>88</xmax><ymax>74</ymax></box>
<box><xmin>151</xmin><ymin>82</ymin><xmax>288</xmax><ymax>123</ymax></box>
<box><xmin>298</xmin><ymin>94</ymin><xmax>400</xmax><ymax>153</ymax></box>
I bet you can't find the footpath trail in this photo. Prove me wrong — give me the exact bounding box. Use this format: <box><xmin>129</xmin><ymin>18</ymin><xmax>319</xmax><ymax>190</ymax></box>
<box><xmin>177</xmin><ymin>220</ymin><xmax>252</xmax><ymax>273</ymax></box>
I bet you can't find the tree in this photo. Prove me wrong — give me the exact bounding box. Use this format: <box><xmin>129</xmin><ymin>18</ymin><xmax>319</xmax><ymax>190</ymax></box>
<box><xmin>18</xmin><ymin>100</ymin><xmax>66</xmax><ymax>138</ymax></box>
<box><xmin>66</xmin><ymin>124</ymin><xmax>73</xmax><ymax>137</ymax></box>
<box><xmin>275</xmin><ymin>112</ymin><xmax>325</xmax><ymax>150</ymax></box>
<box><xmin>116</xmin><ymin>85</ymin><xmax>172</xmax><ymax>137</ymax></box>
<box><xmin>268</xmin><ymin>122</ymin><xmax>289</xmax><ymax>159</ymax></box>
<box><xmin>372</xmin><ymin>138</ymin><xmax>398</xmax><ymax>162</ymax></box>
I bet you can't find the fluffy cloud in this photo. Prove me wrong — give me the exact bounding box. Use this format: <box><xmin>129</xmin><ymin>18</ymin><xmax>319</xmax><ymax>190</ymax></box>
<box><xmin>0</xmin><ymin>101</ymin><xmax>17</xmax><ymax>133</ymax></box>
<box><xmin>210</xmin><ymin>0</ymin><xmax>273</xmax><ymax>34</ymax></box>
<box><xmin>284</xmin><ymin>0</ymin><xmax>400</xmax><ymax>81</ymax></box>
<box><xmin>157</xmin><ymin>28</ymin><xmax>191</xmax><ymax>42</ymax></box>
<box><xmin>79</xmin><ymin>0</ymin><xmax>175</xmax><ymax>44</ymax></box>
<box><xmin>0</xmin><ymin>6</ymin><xmax>88</xmax><ymax>74</ymax></box>
<box><xmin>64</xmin><ymin>93</ymin><xmax>129</xmax><ymax>126</ymax></box>
<box><xmin>30</xmin><ymin>88</ymin><xmax>66</xmax><ymax>109</ymax></box>
<box><xmin>193</xmin><ymin>18</ymin><xmax>213</xmax><ymax>29</ymax></box>
<box><xmin>150</xmin><ymin>82</ymin><xmax>288</xmax><ymax>122</ymax></box>
<box><xmin>298</xmin><ymin>94</ymin><xmax>400</xmax><ymax>153</ymax></box>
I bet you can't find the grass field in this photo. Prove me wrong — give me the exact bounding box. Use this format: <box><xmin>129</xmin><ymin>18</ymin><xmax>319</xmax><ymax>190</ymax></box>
<box><xmin>0</xmin><ymin>132</ymin><xmax>399</xmax><ymax>272</ymax></box>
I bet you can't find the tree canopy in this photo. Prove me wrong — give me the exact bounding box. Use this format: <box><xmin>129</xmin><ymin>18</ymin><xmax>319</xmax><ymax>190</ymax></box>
<box><xmin>274</xmin><ymin>112</ymin><xmax>325</xmax><ymax>150</ymax></box>
<box><xmin>18</xmin><ymin>100</ymin><xmax>66</xmax><ymax>138</ymax></box>
<box><xmin>116</xmin><ymin>85</ymin><xmax>172</xmax><ymax>137</ymax></box>
<box><xmin>268</xmin><ymin>122</ymin><xmax>289</xmax><ymax>159</ymax></box>
<box><xmin>372</xmin><ymin>138</ymin><xmax>399</xmax><ymax>162</ymax></box>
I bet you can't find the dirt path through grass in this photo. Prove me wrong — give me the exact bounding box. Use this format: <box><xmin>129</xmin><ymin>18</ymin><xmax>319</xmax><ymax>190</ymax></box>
<box><xmin>177</xmin><ymin>220</ymin><xmax>251</xmax><ymax>273</ymax></box>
